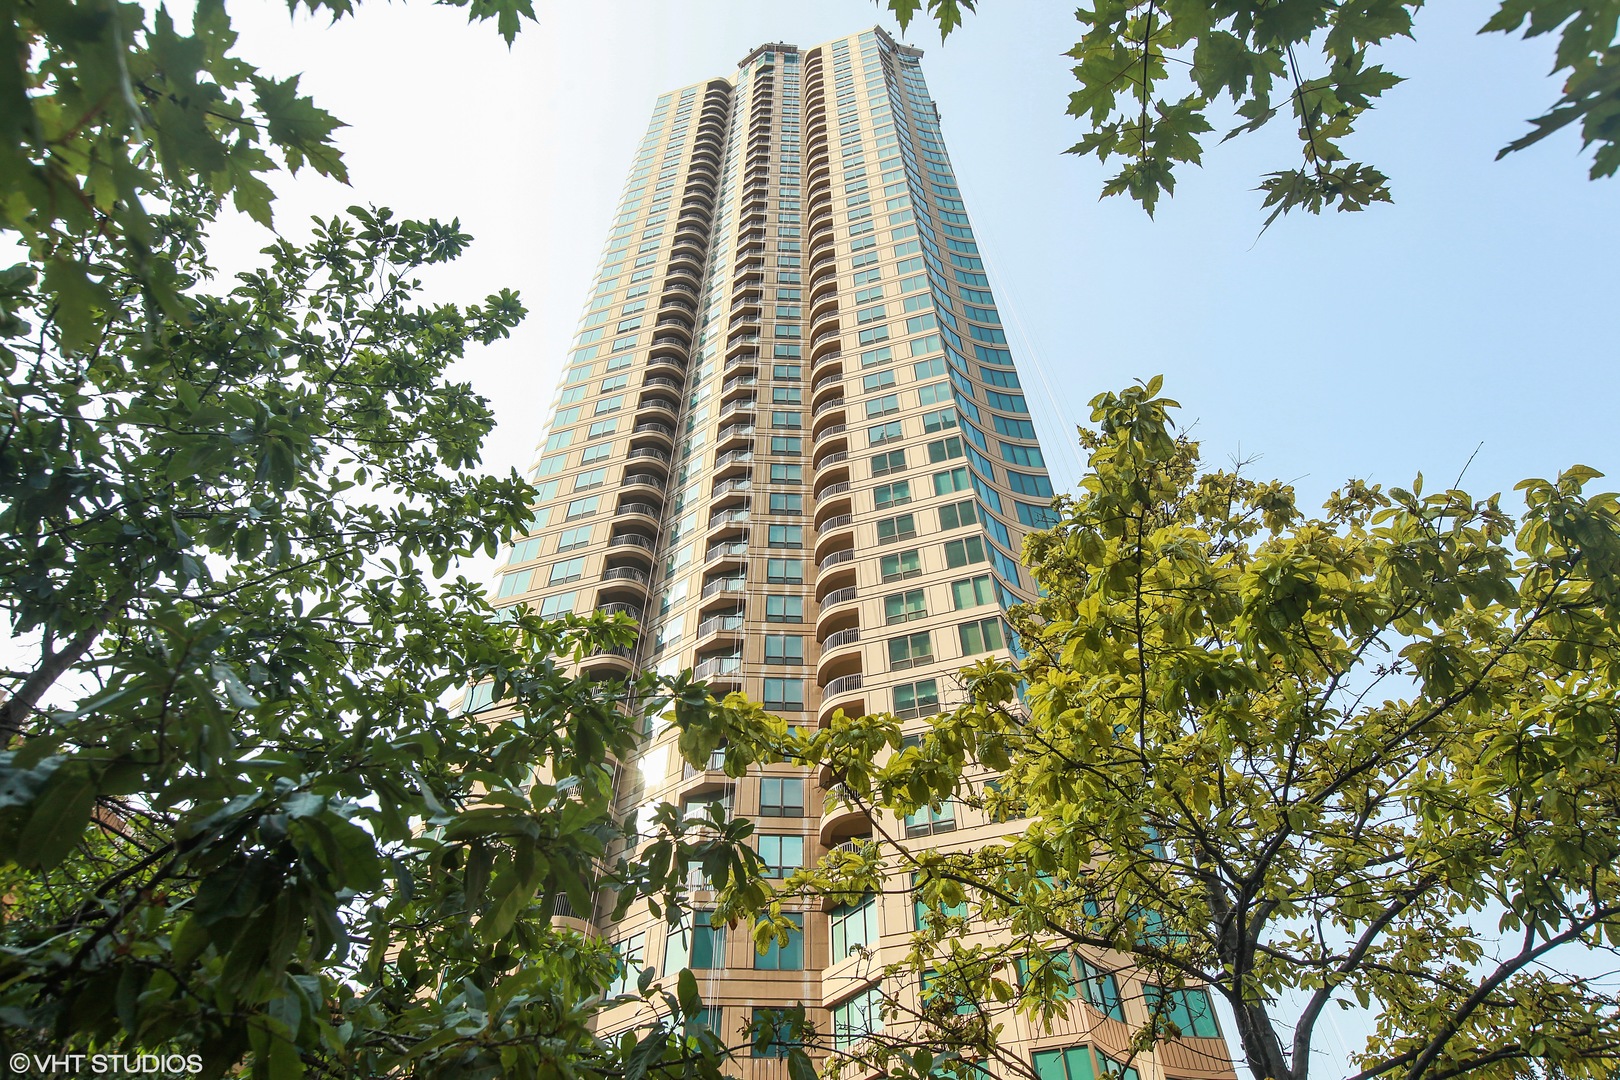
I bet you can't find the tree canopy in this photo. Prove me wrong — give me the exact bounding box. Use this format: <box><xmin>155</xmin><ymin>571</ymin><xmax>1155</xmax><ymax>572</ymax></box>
<box><xmin>0</xmin><ymin>3</ymin><xmax>776</xmax><ymax>1077</ymax></box>
<box><xmin>733</xmin><ymin>379</ymin><xmax>1620</xmax><ymax>1080</ymax></box>
<box><xmin>886</xmin><ymin>0</ymin><xmax>1620</xmax><ymax>219</ymax></box>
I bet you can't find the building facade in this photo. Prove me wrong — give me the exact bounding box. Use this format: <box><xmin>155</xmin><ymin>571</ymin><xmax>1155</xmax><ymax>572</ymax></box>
<box><xmin>490</xmin><ymin>27</ymin><xmax>1235</xmax><ymax>1080</ymax></box>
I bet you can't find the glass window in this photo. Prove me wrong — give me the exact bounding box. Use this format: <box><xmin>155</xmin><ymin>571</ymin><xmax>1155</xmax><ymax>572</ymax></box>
<box><xmin>829</xmin><ymin>895</ymin><xmax>879</xmax><ymax>962</ymax></box>
<box><xmin>888</xmin><ymin>631</ymin><xmax>933</xmax><ymax>671</ymax></box>
<box><xmin>868</xmin><ymin>420</ymin><xmax>903</xmax><ymax>445</ymax></box>
<box><xmin>495</xmin><ymin>568</ymin><xmax>533</xmax><ymax>599</ymax></box>
<box><xmin>959</xmin><ymin>616</ymin><xmax>1004</xmax><ymax>655</ymax></box>
<box><xmin>555</xmin><ymin>526</ymin><xmax>593</xmax><ymax>553</ymax></box>
<box><xmin>830</xmin><ymin>986</ymin><xmax>884</xmax><ymax>1049</ymax></box>
<box><xmin>537</xmin><ymin>591</ymin><xmax>578</xmax><ymax>618</ymax></box>
<box><xmin>865</xmin><ymin>393</ymin><xmax>900</xmax><ymax>418</ymax></box>
<box><xmin>548</xmin><ymin>557</ymin><xmax>586</xmax><ymax>585</ymax></box>
<box><xmin>574</xmin><ymin>467</ymin><xmax>607</xmax><ymax>490</ymax></box>
<box><xmin>933</xmin><ymin>466</ymin><xmax>971</xmax><ymax>495</ymax></box>
<box><xmin>754</xmin><ymin>912</ymin><xmax>805</xmax><ymax>970</ymax></box>
<box><xmin>751</xmin><ymin>1010</ymin><xmax>799</xmax><ymax>1059</ymax></box>
<box><xmin>1143</xmin><ymin>986</ymin><xmax>1221</xmax><ymax>1038</ymax></box>
<box><xmin>768</xmin><ymin>493</ymin><xmax>804</xmax><ymax>514</ymax></box>
<box><xmin>665</xmin><ymin>910</ymin><xmax>726</xmax><ymax>973</ymax></box>
<box><xmin>939</xmin><ymin>499</ymin><xmax>976</xmax><ymax>530</ymax></box>
<box><xmin>759</xmin><ymin>777</ymin><xmax>805</xmax><ymax>817</ymax></box>
<box><xmin>766</xmin><ymin>595</ymin><xmax>804</xmax><ymax>622</ymax></box>
<box><xmin>873</xmin><ymin>481</ymin><xmax>911</xmax><ymax>509</ymax></box>
<box><xmin>876</xmin><ymin>513</ymin><xmax>917</xmax><ymax>544</ymax></box>
<box><xmin>927</xmin><ymin>436</ymin><xmax>963</xmax><ymax>462</ymax></box>
<box><xmin>944</xmin><ymin>536</ymin><xmax>987</xmax><ymax>568</ymax></box>
<box><xmin>880</xmin><ymin>549</ymin><xmax>922</xmax><ymax>582</ymax></box>
<box><xmin>766</xmin><ymin>558</ymin><xmax>803</xmax><ymax>583</ymax></box>
<box><xmin>894</xmin><ymin>678</ymin><xmax>940</xmax><ymax>719</ymax></box>
<box><xmin>564</xmin><ymin>496</ymin><xmax>600</xmax><ymax>521</ymax></box>
<box><xmin>951</xmin><ymin>574</ymin><xmax>994</xmax><ymax>609</ymax></box>
<box><xmin>757</xmin><ymin>834</ymin><xmax>804</xmax><ymax>877</ymax></box>
<box><xmin>870</xmin><ymin>449</ymin><xmax>905</xmax><ymax>476</ymax></box>
<box><xmin>1076</xmin><ymin>958</ymin><xmax>1125</xmax><ymax>1022</ymax></box>
<box><xmin>768</xmin><ymin>524</ymin><xmax>803</xmax><ymax>548</ymax></box>
<box><xmin>905</xmin><ymin>799</ymin><xmax>956</xmax><ymax>836</ymax></box>
<box><xmin>884</xmin><ymin>590</ymin><xmax>927</xmax><ymax>624</ymax></box>
<box><xmin>773</xmin><ymin>363</ymin><xmax>803</xmax><ymax>379</ymax></box>
<box><xmin>769</xmin><ymin>463</ymin><xmax>804</xmax><ymax>483</ymax></box>
<box><xmin>607</xmin><ymin>932</ymin><xmax>647</xmax><ymax>997</ymax></box>
<box><xmin>772</xmin><ymin>386</ymin><xmax>803</xmax><ymax>404</ymax></box>
<box><xmin>771</xmin><ymin>410</ymin><xmax>802</xmax><ymax>428</ymax></box>
<box><xmin>581</xmin><ymin>443</ymin><xmax>611</xmax><ymax>464</ymax></box>
<box><xmin>764</xmin><ymin>634</ymin><xmax>805</xmax><ymax>665</ymax></box>
<box><xmin>770</xmin><ymin>436</ymin><xmax>802</xmax><ymax>453</ymax></box>
<box><xmin>763</xmin><ymin>678</ymin><xmax>805</xmax><ymax>711</ymax></box>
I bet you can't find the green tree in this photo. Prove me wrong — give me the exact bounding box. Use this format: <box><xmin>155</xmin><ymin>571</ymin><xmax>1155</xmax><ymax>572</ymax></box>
<box><xmin>748</xmin><ymin>380</ymin><xmax>1620</xmax><ymax>1080</ymax></box>
<box><xmin>0</xmin><ymin>189</ymin><xmax>773</xmax><ymax>1077</ymax></box>
<box><xmin>886</xmin><ymin>0</ymin><xmax>1620</xmax><ymax>219</ymax></box>
<box><xmin>1</xmin><ymin>2</ymin><xmax>778</xmax><ymax>1076</ymax></box>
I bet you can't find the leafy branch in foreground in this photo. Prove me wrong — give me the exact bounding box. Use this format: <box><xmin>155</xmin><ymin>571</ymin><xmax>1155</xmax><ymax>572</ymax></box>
<box><xmin>726</xmin><ymin>376</ymin><xmax>1620</xmax><ymax>1080</ymax></box>
<box><xmin>885</xmin><ymin>0</ymin><xmax>1620</xmax><ymax>220</ymax></box>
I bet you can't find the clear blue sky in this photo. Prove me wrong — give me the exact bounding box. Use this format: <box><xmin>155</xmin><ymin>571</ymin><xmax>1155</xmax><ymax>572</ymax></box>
<box><xmin>222</xmin><ymin>1</ymin><xmax>1617</xmax><ymax>1073</ymax></box>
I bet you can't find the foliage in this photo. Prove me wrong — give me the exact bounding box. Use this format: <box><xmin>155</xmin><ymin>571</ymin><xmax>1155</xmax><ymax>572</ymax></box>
<box><xmin>737</xmin><ymin>379</ymin><xmax>1620</xmax><ymax>1080</ymax></box>
<box><xmin>0</xmin><ymin>190</ymin><xmax>771</xmax><ymax>1078</ymax></box>
<box><xmin>885</xmin><ymin>0</ymin><xmax>1620</xmax><ymax>220</ymax></box>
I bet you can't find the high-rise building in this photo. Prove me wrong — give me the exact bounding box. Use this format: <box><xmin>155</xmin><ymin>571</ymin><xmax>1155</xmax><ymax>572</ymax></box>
<box><xmin>490</xmin><ymin>26</ymin><xmax>1235</xmax><ymax>1080</ymax></box>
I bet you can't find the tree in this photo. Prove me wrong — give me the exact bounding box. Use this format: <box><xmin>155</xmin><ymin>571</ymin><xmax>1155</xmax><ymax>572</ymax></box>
<box><xmin>1</xmin><ymin>3</ymin><xmax>774</xmax><ymax>1076</ymax></box>
<box><xmin>885</xmin><ymin>0</ymin><xmax>1620</xmax><ymax>220</ymax></box>
<box><xmin>743</xmin><ymin>380</ymin><xmax>1620</xmax><ymax>1080</ymax></box>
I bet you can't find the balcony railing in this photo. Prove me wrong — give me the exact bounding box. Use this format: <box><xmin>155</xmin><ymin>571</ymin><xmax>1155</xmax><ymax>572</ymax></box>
<box><xmin>821</xmin><ymin>586</ymin><xmax>858</xmax><ymax>607</ymax></box>
<box><xmin>608</xmin><ymin>534</ymin><xmax>654</xmax><ymax>551</ymax></box>
<box><xmin>815</xmin><ymin>481</ymin><xmax>851</xmax><ymax>500</ymax></box>
<box><xmin>697</xmin><ymin>612</ymin><xmax>746</xmax><ymax>638</ymax></box>
<box><xmin>600</xmin><ymin>566</ymin><xmax>649</xmax><ymax>586</ymax></box>
<box><xmin>701</xmin><ymin>576</ymin><xmax>746</xmax><ymax>598</ymax></box>
<box><xmin>824</xmin><ymin>673</ymin><xmax>863</xmax><ymax>696</ymax></box>
<box><xmin>815</xmin><ymin>451</ymin><xmax>848</xmax><ymax>471</ymax></box>
<box><xmin>694</xmin><ymin>655</ymin><xmax>743</xmax><ymax>679</ymax></box>
<box><xmin>819</xmin><ymin>514</ymin><xmax>853</xmax><ymax>532</ymax></box>
<box><xmin>823</xmin><ymin>626</ymin><xmax>861</xmax><ymax>649</ymax></box>
<box><xmin>616</xmin><ymin>502</ymin><xmax>659</xmax><ymax>518</ymax></box>
<box><xmin>818</xmin><ymin>548</ymin><xmax>855</xmax><ymax>570</ymax></box>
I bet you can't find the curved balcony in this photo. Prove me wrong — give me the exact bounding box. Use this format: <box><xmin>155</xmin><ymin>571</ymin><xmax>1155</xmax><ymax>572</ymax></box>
<box><xmin>813</xmin><ymin>448</ymin><xmax>848</xmax><ymax>474</ymax></box>
<box><xmin>818</xmin><ymin>672</ymin><xmax>865</xmax><ymax>728</ymax></box>
<box><xmin>815</xmin><ymin>559</ymin><xmax>856</xmax><ymax>602</ymax></box>
<box><xmin>625</xmin><ymin>446</ymin><xmax>671</xmax><ymax>467</ymax></box>
<box><xmin>713</xmin><ymin>449</ymin><xmax>753</xmax><ymax>476</ymax></box>
<box><xmin>615</xmin><ymin>501</ymin><xmax>661</xmax><ymax>526</ymax></box>
<box><xmin>642</xmin><ymin>375</ymin><xmax>683</xmax><ymax>394</ymax></box>
<box><xmin>630</xmin><ymin>421</ymin><xmax>675</xmax><ymax>446</ymax></box>
<box><xmin>808</xmin><ymin>274</ymin><xmax>839</xmax><ymax>309</ymax></box>
<box><xmin>811</xmin><ymin>370</ymin><xmax>845</xmax><ymax>403</ymax></box>
<box><xmin>599</xmin><ymin>601</ymin><xmax>644</xmax><ymax>622</ymax></box>
<box><xmin>620</xmin><ymin>472</ymin><xmax>666</xmax><ymax>497</ymax></box>
<box><xmin>694</xmin><ymin>653</ymin><xmax>744</xmax><ymax>681</ymax></box>
<box><xmin>600</xmin><ymin>565</ymin><xmax>650</xmax><ymax>589</ymax></box>
<box><xmin>810</xmin><ymin>332</ymin><xmax>843</xmax><ymax>366</ymax></box>
<box><xmin>813</xmin><ymin>480</ymin><xmax>851</xmax><ymax>503</ymax></box>
<box><xmin>819</xmin><ymin>795</ymin><xmax>874</xmax><ymax>848</ymax></box>
<box><xmin>724</xmin><ymin>352</ymin><xmax>759</xmax><ymax>378</ymax></box>
<box><xmin>579</xmin><ymin>646</ymin><xmax>636</xmax><ymax>677</ymax></box>
<box><xmin>607</xmin><ymin>531</ymin><xmax>655</xmax><ymax>558</ymax></box>
<box><xmin>718</xmin><ymin>402</ymin><xmax>755</xmax><ymax>427</ymax></box>
<box><xmin>810</xmin><ymin>403</ymin><xmax>846</xmax><ymax>441</ymax></box>
<box><xmin>635</xmin><ymin>396</ymin><xmax>678</xmax><ymax>419</ymax></box>
<box><xmin>813</xmin><ymin>514</ymin><xmax>854</xmax><ymax>563</ymax></box>
<box><xmin>812</xmin><ymin>423</ymin><xmax>847</xmax><ymax>453</ymax></box>
<box><xmin>726</xmin><ymin>333</ymin><xmax>761</xmax><ymax>359</ymax></box>
<box><xmin>817</xmin><ymin>546</ymin><xmax>856</xmax><ymax>573</ymax></box>
<box><xmin>597</xmin><ymin>566</ymin><xmax>650</xmax><ymax>606</ymax></box>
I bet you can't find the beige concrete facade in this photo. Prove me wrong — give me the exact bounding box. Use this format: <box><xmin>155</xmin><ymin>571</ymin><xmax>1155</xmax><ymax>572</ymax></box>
<box><xmin>487</xmin><ymin>27</ymin><xmax>1236</xmax><ymax>1080</ymax></box>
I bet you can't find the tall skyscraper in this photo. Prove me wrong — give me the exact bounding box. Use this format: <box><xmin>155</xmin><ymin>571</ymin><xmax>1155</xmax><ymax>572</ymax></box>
<box><xmin>490</xmin><ymin>27</ymin><xmax>1235</xmax><ymax>1080</ymax></box>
